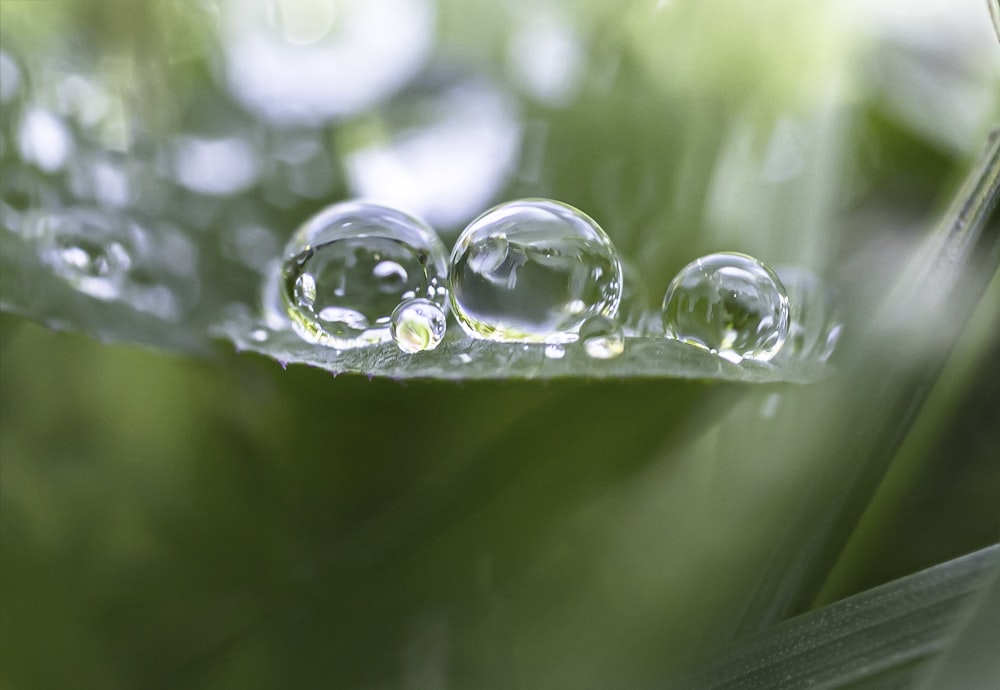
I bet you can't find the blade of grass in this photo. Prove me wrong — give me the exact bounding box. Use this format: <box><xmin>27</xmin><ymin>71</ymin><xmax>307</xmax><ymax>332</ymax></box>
<box><xmin>734</xmin><ymin>129</ymin><xmax>1000</xmax><ymax>631</ymax></box>
<box><xmin>684</xmin><ymin>544</ymin><xmax>1000</xmax><ymax>689</ymax></box>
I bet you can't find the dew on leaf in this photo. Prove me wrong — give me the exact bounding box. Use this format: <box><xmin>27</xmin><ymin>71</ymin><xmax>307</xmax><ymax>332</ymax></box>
<box><xmin>449</xmin><ymin>198</ymin><xmax>623</xmax><ymax>343</ymax></box>
<box><xmin>390</xmin><ymin>298</ymin><xmax>447</xmax><ymax>353</ymax></box>
<box><xmin>662</xmin><ymin>251</ymin><xmax>789</xmax><ymax>363</ymax></box>
<box><xmin>579</xmin><ymin>315</ymin><xmax>625</xmax><ymax>359</ymax></box>
<box><xmin>279</xmin><ymin>201</ymin><xmax>448</xmax><ymax>349</ymax></box>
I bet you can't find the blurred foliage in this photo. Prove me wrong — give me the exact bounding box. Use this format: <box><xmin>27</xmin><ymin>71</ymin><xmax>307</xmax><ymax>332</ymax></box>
<box><xmin>1</xmin><ymin>0</ymin><xmax>999</xmax><ymax>688</ymax></box>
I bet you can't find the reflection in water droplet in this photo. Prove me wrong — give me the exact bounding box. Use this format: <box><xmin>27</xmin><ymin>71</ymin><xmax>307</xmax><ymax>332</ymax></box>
<box><xmin>19</xmin><ymin>107</ymin><xmax>74</xmax><ymax>173</ymax></box>
<box><xmin>344</xmin><ymin>74</ymin><xmax>521</xmax><ymax>228</ymax></box>
<box><xmin>449</xmin><ymin>199</ymin><xmax>623</xmax><ymax>343</ymax></box>
<box><xmin>774</xmin><ymin>266</ymin><xmax>842</xmax><ymax>363</ymax></box>
<box><xmin>391</xmin><ymin>298</ymin><xmax>446</xmax><ymax>353</ymax></box>
<box><xmin>662</xmin><ymin>252</ymin><xmax>789</xmax><ymax>363</ymax></box>
<box><xmin>220</xmin><ymin>0</ymin><xmax>433</xmax><ymax>124</ymax></box>
<box><xmin>579</xmin><ymin>315</ymin><xmax>625</xmax><ymax>359</ymax></box>
<box><xmin>280</xmin><ymin>201</ymin><xmax>448</xmax><ymax>348</ymax></box>
<box><xmin>544</xmin><ymin>343</ymin><xmax>565</xmax><ymax>359</ymax></box>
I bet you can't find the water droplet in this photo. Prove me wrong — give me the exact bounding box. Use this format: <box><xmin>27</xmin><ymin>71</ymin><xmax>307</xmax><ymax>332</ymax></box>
<box><xmin>23</xmin><ymin>209</ymin><xmax>198</xmax><ymax>321</ymax></box>
<box><xmin>544</xmin><ymin>343</ymin><xmax>565</xmax><ymax>359</ymax></box>
<box><xmin>774</xmin><ymin>266</ymin><xmax>842</xmax><ymax>363</ymax></box>
<box><xmin>27</xmin><ymin>210</ymin><xmax>132</xmax><ymax>300</ymax></box>
<box><xmin>449</xmin><ymin>198</ymin><xmax>623</xmax><ymax>343</ymax></box>
<box><xmin>579</xmin><ymin>315</ymin><xmax>625</xmax><ymax>359</ymax></box>
<box><xmin>249</xmin><ymin>328</ymin><xmax>269</xmax><ymax>342</ymax></box>
<box><xmin>390</xmin><ymin>298</ymin><xmax>447</xmax><ymax>353</ymax></box>
<box><xmin>280</xmin><ymin>201</ymin><xmax>448</xmax><ymax>348</ymax></box>
<box><xmin>661</xmin><ymin>252</ymin><xmax>789</xmax><ymax>363</ymax></box>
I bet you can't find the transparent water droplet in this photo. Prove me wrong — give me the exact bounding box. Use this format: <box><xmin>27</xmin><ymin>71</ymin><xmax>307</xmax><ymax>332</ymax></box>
<box><xmin>579</xmin><ymin>315</ymin><xmax>625</xmax><ymax>360</ymax></box>
<box><xmin>249</xmin><ymin>328</ymin><xmax>269</xmax><ymax>342</ymax></box>
<box><xmin>390</xmin><ymin>298</ymin><xmax>447</xmax><ymax>353</ymax></box>
<box><xmin>773</xmin><ymin>266</ymin><xmax>842</xmax><ymax>363</ymax></box>
<box><xmin>280</xmin><ymin>201</ymin><xmax>448</xmax><ymax>348</ymax></box>
<box><xmin>661</xmin><ymin>252</ymin><xmax>789</xmax><ymax>363</ymax></box>
<box><xmin>449</xmin><ymin>198</ymin><xmax>623</xmax><ymax>343</ymax></box>
<box><xmin>26</xmin><ymin>209</ymin><xmax>132</xmax><ymax>300</ymax></box>
<box><xmin>544</xmin><ymin>343</ymin><xmax>565</xmax><ymax>359</ymax></box>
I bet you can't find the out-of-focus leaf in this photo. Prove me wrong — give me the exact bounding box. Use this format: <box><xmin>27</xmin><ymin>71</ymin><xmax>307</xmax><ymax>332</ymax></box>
<box><xmin>686</xmin><ymin>544</ymin><xmax>1000</xmax><ymax>689</ymax></box>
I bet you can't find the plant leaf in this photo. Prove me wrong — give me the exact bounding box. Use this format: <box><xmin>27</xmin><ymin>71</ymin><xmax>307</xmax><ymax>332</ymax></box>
<box><xmin>684</xmin><ymin>544</ymin><xmax>1000</xmax><ymax>689</ymax></box>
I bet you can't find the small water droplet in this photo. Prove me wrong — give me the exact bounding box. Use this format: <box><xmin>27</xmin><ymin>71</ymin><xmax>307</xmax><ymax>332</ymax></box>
<box><xmin>249</xmin><ymin>328</ymin><xmax>269</xmax><ymax>342</ymax></box>
<box><xmin>280</xmin><ymin>201</ymin><xmax>448</xmax><ymax>348</ymax></box>
<box><xmin>449</xmin><ymin>198</ymin><xmax>623</xmax><ymax>343</ymax></box>
<box><xmin>544</xmin><ymin>343</ymin><xmax>565</xmax><ymax>359</ymax></box>
<box><xmin>579</xmin><ymin>315</ymin><xmax>625</xmax><ymax>359</ymax></box>
<box><xmin>774</xmin><ymin>266</ymin><xmax>842</xmax><ymax>363</ymax></box>
<box><xmin>662</xmin><ymin>252</ymin><xmax>789</xmax><ymax>363</ymax></box>
<box><xmin>27</xmin><ymin>210</ymin><xmax>131</xmax><ymax>300</ymax></box>
<box><xmin>390</xmin><ymin>298</ymin><xmax>446</xmax><ymax>353</ymax></box>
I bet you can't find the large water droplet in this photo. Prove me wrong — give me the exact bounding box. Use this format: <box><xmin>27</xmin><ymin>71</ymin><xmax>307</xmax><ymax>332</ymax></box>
<box><xmin>391</xmin><ymin>298</ymin><xmax>446</xmax><ymax>353</ymax></box>
<box><xmin>774</xmin><ymin>266</ymin><xmax>842</xmax><ymax>363</ymax></box>
<box><xmin>449</xmin><ymin>198</ymin><xmax>623</xmax><ymax>343</ymax></box>
<box><xmin>661</xmin><ymin>252</ymin><xmax>789</xmax><ymax>363</ymax></box>
<box><xmin>579</xmin><ymin>315</ymin><xmax>625</xmax><ymax>360</ymax></box>
<box><xmin>280</xmin><ymin>201</ymin><xmax>448</xmax><ymax>348</ymax></box>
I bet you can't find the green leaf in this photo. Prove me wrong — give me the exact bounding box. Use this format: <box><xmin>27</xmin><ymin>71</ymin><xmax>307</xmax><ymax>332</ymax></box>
<box><xmin>215</xmin><ymin>311</ymin><xmax>827</xmax><ymax>382</ymax></box>
<box><xmin>686</xmin><ymin>544</ymin><xmax>1000</xmax><ymax>689</ymax></box>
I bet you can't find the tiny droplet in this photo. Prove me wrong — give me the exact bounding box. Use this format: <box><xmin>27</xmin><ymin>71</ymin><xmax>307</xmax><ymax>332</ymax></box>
<box><xmin>579</xmin><ymin>315</ymin><xmax>625</xmax><ymax>359</ymax></box>
<box><xmin>391</xmin><ymin>298</ymin><xmax>447</xmax><ymax>353</ymax></box>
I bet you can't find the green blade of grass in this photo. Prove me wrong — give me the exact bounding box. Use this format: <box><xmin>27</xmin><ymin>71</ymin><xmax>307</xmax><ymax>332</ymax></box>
<box><xmin>686</xmin><ymin>544</ymin><xmax>1000</xmax><ymax>689</ymax></box>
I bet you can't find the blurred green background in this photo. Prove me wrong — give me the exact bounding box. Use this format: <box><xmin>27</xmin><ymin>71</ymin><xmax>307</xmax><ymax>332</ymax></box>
<box><xmin>1</xmin><ymin>1</ymin><xmax>999</xmax><ymax>688</ymax></box>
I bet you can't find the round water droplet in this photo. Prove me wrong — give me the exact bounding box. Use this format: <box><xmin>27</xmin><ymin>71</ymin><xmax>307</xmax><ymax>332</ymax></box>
<box><xmin>661</xmin><ymin>252</ymin><xmax>789</xmax><ymax>363</ymax></box>
<box><xmin>579</xmin><ymin>315</ymin><xmax>625</xmax><ymax>360</ymax></box>
<box><xmin>26</xmin><ymin>209</ymin><xmax>132</xmax><ymax>300</ymax></box>
<box><xmin>390</xmin><ymin>298</ymin><xmax>446</xmax><ymax>353</ymax></box>
<box><xmin>544</xmin><ymin>343</ymin><xmax>565</xmax><ymax>359</ymax></box>
<box><xmin>280</xmin><ymin>201</ymin><xmax>448</xmax><ymax>348</ymax></box>
<box><xmin>774</xmin><ymin>266</ymin><xmax>842</xmax><ymax>363</ymax></box>
<box><xmin>449</xmin><ymin>198</ymin><xmax>623</xmax><ymax>343</ymax></box>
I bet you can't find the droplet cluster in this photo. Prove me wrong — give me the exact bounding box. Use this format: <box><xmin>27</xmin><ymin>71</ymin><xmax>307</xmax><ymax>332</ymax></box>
<box><xmin>274</xmin><ymin>198</ymin><xmax>839</xmax><ymax>363</ymax></box>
